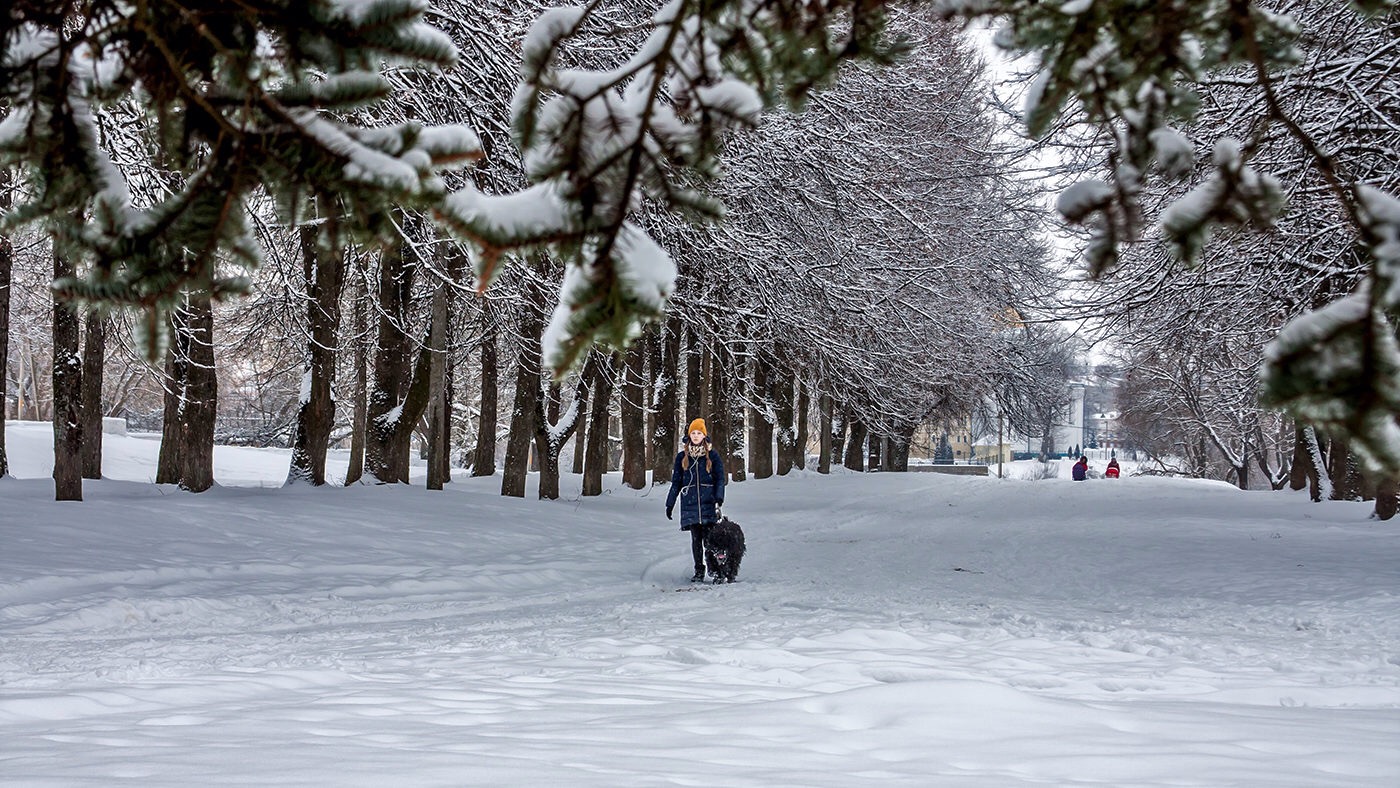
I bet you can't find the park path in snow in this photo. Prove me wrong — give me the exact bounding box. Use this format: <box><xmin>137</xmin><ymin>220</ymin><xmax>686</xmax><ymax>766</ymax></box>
<box><xmin>1</xmin><ymin>421</ymin><xmax>1397</xmax><ymax>786</ymax></box>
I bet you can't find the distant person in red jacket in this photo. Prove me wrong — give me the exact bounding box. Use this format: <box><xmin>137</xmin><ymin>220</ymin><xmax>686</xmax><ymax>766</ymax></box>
<box><xmin>1105</xmin><ymin>458</ymin><xmax>1120</xmax><ymax>478</ymax></box>
<box><xmin>1072</xmin><ymin>456</ymin><xmax>1088</xmax><ymax>481</ymax></box>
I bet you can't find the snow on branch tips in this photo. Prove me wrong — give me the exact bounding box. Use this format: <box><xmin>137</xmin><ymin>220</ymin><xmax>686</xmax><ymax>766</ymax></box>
<box><xmin>1263</xmin><ymin>292</ymin><xmax>1400</xmax><ymax>473</ymax></box>
<box><xmin>474</xmin><ymin>0</ymin><xmax>904</xmax><ymax>374</ymax></box>
<box><xmin>541</xmin><ymin>223</ymin><xmax>676</xmax><ymax>374</ymax></box>
<box><xmin>1260</xmin><ymin>185</ymin><xmax>1400</xmax><ymax>473</ymax></box>
<box><xmin>1160</xmin><ymin>139</ymin><xmax>1283</xmax><ymax>264</ymax></box>
<box><xmin>0</xmin><ymin>0</ymin><xmax>485</xmax><ymax>363</ymax></box>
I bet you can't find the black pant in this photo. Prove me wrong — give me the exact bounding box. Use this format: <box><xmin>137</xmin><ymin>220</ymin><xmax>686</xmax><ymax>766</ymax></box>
<box><xmin>690</xmin><ymin>523</ymin><xmax>711</xmax><ymax>573</ymax></box>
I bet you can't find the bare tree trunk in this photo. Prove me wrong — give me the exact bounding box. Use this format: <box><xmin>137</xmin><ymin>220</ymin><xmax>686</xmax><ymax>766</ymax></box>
<box><xmin>1304</xmin><ymin>426</ymin><xmax>1327</xmax><ymax>502</ymax></box>
<box><xmin>775</xmin><ymin>367</ymin><xmax>795</xmax><ymax>476</ymax></box>
<box><xmin>644</xmin><ymin>331</ymin><xmax>655</xmax><ymax>473</ymax></box>
<box><xmin>500</xmin><ymin>347</ymin><xmax>538</xmax><ymax>498</ymax></box>
<box><xmin>651</xmin><ymin>316</ymin><xmax>681</xmax><ymax>484</ymax></box>
<box><xmin>502</xmin><ymin>267</ymin><xmax>547</xmax><ymax>498</ymax></box>
<box><xmin>439</xmin><ymin>364</ymin><xmax>456</xmax><ymax>481</ymax></box>
<box><xmin>470</xmin><ymin>322</ymin><xmax>499</xmax><ymax>476</ymax></box>
<box><xmin>1037</xmin><ymin>416</ymin><xmax>1056</xmax><ymax>462</ymax></box>
<box><xmin>749</xmin><ymin>355</ymin><xmax>773</xmax><ymax>479</ymax></box>
<box><xmin>365</xmin><ymin>224</ymin><xmax>417</xmax><ymax>483</ymax></box>
<box><xmin>1328</xmin><ymin>435</ymin><xmax>1360</xmax><ymax>501</ymax></box>
<box><xmin>795</xmin><ymin>384</ymin><xmax>809</xmax><ymax>471</ymax></box>
<box><xmin>156</xmin><ymin>318</ymin><xmax>186</xmax><ymax>486</ymax></box>
<box><xmin>1374</xmin><ymin>477</ymin><xmax>1398</xmax><ymax>521</ymax></box>
<box><xmin>889</xmin><ymin>423</ymin><xmax>915</xmax><ymax>472</ymax></box>
<box><xmin>288</xmin><ymin>226</ymin><xmax>345</xmax><ymax>486</ymax></box>
<box><xmin>571</xmin><ymin>395</ymin><xmax>588</xmax><ymax>475</ymax></box>
<box><xmin>157</xmin><ymin>295</ymin><xmax>217</xmax><ymax>492</ymax></box>
<box><xmin>344</xmin><ymin>264</ymin><xmax>369</xmax><ymax>485</ymax></box>
<box><xmin>426</xmin><ymin>285</ymin><xmax>450</xmax><ymax>491</ymax></box>
<box><xmin>867</xmin><ymin>433</ymin><xmax>883</xmax><ymax>472</ymax></box>
<box><xmin>844</xmin><ymin>417</ymin><xmax>867</xmax><ymax>472</ymax></box>
<box><xmin>535</xmin><ymin>362</ymin><xmax>593</xmax><ymax>501</ymax></box>
<box><xmin>390</xmin><ymin>331</ymin><xmax>436</xmax><ymax>483</ymax></box>
<box><xmin>582</xmin><ymin>352</ymin><xmax>616</xmax><ymax>497</ymax></box>
<box><xmin>1288</xmin><ymin>422</ymin><xmax>1310</xmax><ymax>491</ymax></box>
<box><xmin>818</xmin><ymin>392</ymin><xmax>833</xmax><ymax>474</ymax></box>
<box><xmin>80</xmin><ymin>308</ymin><xmax>106</xmax><ymax>479</ymax></box>
<box><xmin>182</xmin><ymin>295</ymin><xmax>218</xmax><ymax>492</ymax></box>
<box><xmin>0</xmin><ymin>170</ymin><xmax>10</xmax><ymax>478</ymax></box>
<box><xmin>620</xmin><ymin>339</ymin><xmax>647</xmax><ymax>489</ymax></box>
<box><xmin>831</xmin><ymin>407</ymin><xmax>848</xmax><ymax>467</ymax></box>
<box><xmin>726</xmin><ymin>347</ymin><xmax>746</xmax><ymax>483</ymax></box>
<box><xmin>52</xmin><ymin>250</ymin><xmax>83</xmax><ymax>501</ymax></box>
<box><xmin>685</xmin><ymin>326</ymin><xmax>702</xmax><ymax>421</ymax></box>
<box><xmin>705</xmin><ymin>341</ymin><xmax>728</xmax><ymax>472</ymax></box>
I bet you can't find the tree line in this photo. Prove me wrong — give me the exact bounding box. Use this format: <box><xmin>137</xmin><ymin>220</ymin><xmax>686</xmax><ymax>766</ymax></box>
<box><xmin>2</xmin><ymin>1</ymin><xmax>1396</xmax><ymax>515</ymax></box>
<box><xmin>0</xmin><ymin>3</ymin><xmax>1057</xmax><ymax>501</ymax></box>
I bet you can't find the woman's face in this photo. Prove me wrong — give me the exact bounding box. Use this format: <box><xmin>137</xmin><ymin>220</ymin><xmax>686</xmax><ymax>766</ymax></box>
<box><xmin>689</xmin><ymin>429</ymin><xmax>706</xmax><ymax>445</ymax></box>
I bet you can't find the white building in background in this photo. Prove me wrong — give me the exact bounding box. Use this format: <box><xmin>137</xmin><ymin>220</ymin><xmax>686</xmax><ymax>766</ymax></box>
<box><xmin>1054</xmin><ymin>382</ymin><xmax>1087</xmax><ymax>455</ymax></box>
<box><xmin>1087</xmin><ymin>410</ymin><xmax>1124</xmax><ymax>452</ymax></box>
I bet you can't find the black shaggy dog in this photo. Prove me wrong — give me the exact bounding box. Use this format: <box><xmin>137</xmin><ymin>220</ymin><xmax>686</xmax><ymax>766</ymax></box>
<box><xmin>704</xmin><ymin>517</ymin><xmax>746</xmax><ymax>583</ymax></box>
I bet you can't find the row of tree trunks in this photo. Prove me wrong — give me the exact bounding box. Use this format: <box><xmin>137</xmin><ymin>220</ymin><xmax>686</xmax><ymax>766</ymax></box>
<box><xmin>1286</xmin><ymin>422</ymin><xmax>1398</xmax><ymax>519</ymax></box>
<box><xmin>284</xmin><ymin>215</ymin><xmax>460</xmax><ymax>491</ymax></box>
<box><xmin>41</xmin><ymin>237</ymin><xmax>215</xmax><ymax>500</ymax></box>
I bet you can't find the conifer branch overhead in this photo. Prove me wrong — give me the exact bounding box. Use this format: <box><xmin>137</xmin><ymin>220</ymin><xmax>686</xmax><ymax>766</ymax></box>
<box><xmin>0</xmin><ymin>0</ymin><xmax>480</xmax><ymax>362</ymax></box>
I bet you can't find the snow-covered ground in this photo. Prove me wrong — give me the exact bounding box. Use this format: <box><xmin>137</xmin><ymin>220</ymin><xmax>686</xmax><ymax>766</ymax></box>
<box><xmin>2</xmin><ymin>420</ymin><xmax>1397</xmax><ymax>786</ymax></box>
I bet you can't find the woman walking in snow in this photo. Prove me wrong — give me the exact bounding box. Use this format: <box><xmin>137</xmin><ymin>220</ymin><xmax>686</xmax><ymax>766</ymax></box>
<box><xmin>666</xmin><ymin>418</ymin><xmax>726</xmax><ymax>582</ymax></box>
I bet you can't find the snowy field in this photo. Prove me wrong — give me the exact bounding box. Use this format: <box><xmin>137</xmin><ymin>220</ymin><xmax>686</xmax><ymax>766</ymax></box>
<box><xmin>1</xmin><ymin>421</ymin><xmax>1397</xmax><ymax>787</ymax></box>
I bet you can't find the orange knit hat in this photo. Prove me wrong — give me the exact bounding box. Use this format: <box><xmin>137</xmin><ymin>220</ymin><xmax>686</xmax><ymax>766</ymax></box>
<box><xmin>687</xmin><ymin>418</ymin><xmax>707</xmax><ymax>436</ymax></box>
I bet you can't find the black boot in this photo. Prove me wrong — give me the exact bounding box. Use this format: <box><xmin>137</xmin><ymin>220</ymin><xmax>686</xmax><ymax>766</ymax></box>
<box><xmin>691</xmin><ymin>568</ymin><xmax>705</xmax><ymax>582</ymax></box>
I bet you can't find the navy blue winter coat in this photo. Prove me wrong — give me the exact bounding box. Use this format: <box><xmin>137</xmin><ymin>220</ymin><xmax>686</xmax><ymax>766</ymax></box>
<box><xmin>665</xmin><ymin>446</ymin><xmax>726</xmax><ymax>529</ymax></box>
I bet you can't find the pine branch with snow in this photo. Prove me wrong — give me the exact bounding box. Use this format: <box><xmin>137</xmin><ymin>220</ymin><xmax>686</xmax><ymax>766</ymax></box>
<box><xmin>437</xmin><ymin>0</ymin><xmax>905</xmax><ymax>374</ymax></box>
<box><xmin>0</xmin><ymin>0</ymin><xmax>482</xmax><ymax>362</ymax></box>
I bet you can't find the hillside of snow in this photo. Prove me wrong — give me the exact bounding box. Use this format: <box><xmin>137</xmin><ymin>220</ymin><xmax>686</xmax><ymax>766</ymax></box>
<box><xmin>1</xmin><ymin>420</ymin><xmax>1397</xmax><ymax>786</ymax></box>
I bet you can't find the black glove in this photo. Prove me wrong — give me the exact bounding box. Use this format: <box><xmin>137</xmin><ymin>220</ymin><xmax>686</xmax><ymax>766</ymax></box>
<box><xmin>665</xmin><ymin>506</ymin><xmax>673</xmax><ymax>520</ymax></box>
